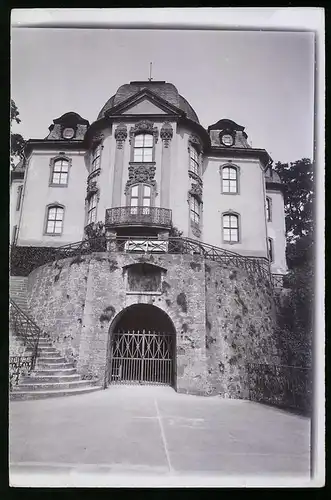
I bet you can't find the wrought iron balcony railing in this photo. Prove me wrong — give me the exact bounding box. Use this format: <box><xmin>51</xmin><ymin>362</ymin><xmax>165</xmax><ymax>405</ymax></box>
<box><xmin>105</xmin><ymin>206</ymin><xmax>172</xmax><ymax>228</ymax></box>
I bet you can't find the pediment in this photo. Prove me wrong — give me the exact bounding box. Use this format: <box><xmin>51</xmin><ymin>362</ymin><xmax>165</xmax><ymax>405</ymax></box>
<box><xmin>121</xmin><ymin>98</ymin><xmax>167</xmax><ymax>115</ymax></box>
<box><xmin>105</xmin><ymin>88</ymin><xmax>184</xmax><ymax>118</ymax></box>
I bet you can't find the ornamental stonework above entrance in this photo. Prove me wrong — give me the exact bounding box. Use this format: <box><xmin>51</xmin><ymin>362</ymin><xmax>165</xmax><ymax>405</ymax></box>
<box><xmin>124</xmin><ymin>164</ymin><xmax>157</xmax><ymax>194</ymax></box>
<box><xmin>129</xmin><ymin>120</ymin><xmax>159</xmax><ymax>144</ymax></box>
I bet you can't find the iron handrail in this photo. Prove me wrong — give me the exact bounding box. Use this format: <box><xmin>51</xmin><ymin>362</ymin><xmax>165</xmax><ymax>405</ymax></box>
<box><xmin>247</xmin><ymin>362</ymin><xmax>312</xmax><ymax>413</ymax></box>
<box><xmin>53</xmin><ymin>236</ymin><xmax>270</xmax><ymax>280</ymax></box>
<box><xmin>11</xmin><ymin>235</ymin><xmax>271</xmax><ymax>282</ymax></box>
<box><xmin>9</xmin><ymin>298</ymin><xmax>42</xmax><ymax>371</ymax></box>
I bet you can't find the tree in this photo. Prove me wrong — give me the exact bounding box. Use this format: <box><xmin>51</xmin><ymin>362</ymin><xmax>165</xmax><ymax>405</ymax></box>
<box><xmin>10</xmin><ymin>99</ymin><xmax>25</xmax><ymax>169</ymax></box>
<box><xmin>274</xmin><ymin>158</ymin><xmax>314</xmax><ymax>269</ymax></box>
<box><xmin>273</xmin><ymin>157</ymin><xmax>314</xmax><ymax>385</ymax></box>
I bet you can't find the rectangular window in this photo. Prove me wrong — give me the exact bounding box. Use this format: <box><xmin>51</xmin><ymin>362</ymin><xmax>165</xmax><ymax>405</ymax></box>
<box><xmin>51</xmin><ymin>159</ymin><xmax>69</xmax><ymax>185</ymax></box>
<box><xmin>16</xmin><ymin>185</ymin><xmax>23</xmax><ymax>211</ymax></box>
<box><xmin>266</xmin><ymin>198</ymin><xmax>271</xmax><ymax>221</ymax></box>
<box><xmin>46</xmin><ymin>206</ymin><xmax>64</xmax><ymax>234</ymax></box>
<box><xmin>134</xmin><ymin>134</ymin><xmax>153</xmax><ymax>162</ymax></box>
<box><xmin>87</xmin><ymin>194</ymin><xmax>97</xmax><ymax>224</ymax></box>
<box><xmin>190</xmin><ymin>196</ymin><xmax>200</xmax><ymax>224</ymax></box>
<box><xmin>222</xmin><ymin>167</ymin><xmax>238</xmax><ymax>194</ymax></box>
<box><xmin>268</xmin><ymin>238</ymin><xmax>274</xmax><ymax>262</ymax></box>
<box><xmin>91</xmin><ymin>145</ymin><xmax>101</xmax><ymax>172</ymax></box>
<box><xmin>12</xmin><ymin>225</ymin><xmax>18</xmax><ymax>244</ymax></box>
<box><xmin>189</xmin><ymin>147</ymin><xmax>200</xmax><ymax>175</ymax></box>
<box><xmin>223</xmin><ymin>214</ymin><xmax>239</xmax><ymax>242</ymax></box>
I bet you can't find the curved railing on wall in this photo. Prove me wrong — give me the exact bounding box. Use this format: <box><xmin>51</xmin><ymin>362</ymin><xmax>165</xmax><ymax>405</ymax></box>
<box><xmin>10</xmin><ymin>236</ymin><xmax>271</xmax><ymax>282</ymax></box>
<box><xmin>9</xmin><ymin>299</ymin><xmax>42</xmax><ymax>389</ymax></box>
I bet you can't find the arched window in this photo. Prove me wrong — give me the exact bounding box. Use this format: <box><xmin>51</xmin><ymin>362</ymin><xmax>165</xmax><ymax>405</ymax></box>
<box><xmin>87</xmin><ymin>193</ymin><xmax>97</xmax><ymax>224</ymax></box>
<box><xmin>221</xmin><ymin>166</ymin><xmax>238</xmax><ymax>194</ymax></box>
<box><xmin>129</xmin><ymin>183</ymin><xmax>152</xmax><ymax>215</ymax></box>
<box><xmin>51</xmin><ymin>158</ymin><xmax>69</xmax><ymax>185</ymax></box>
<box><xmin>45</xmin><ymin>205</ymin><xmax>64</xmax><ymax>234</ymax></box>
<box><xmin>267</xmin><ymin>237</ymin><xmax>274</xmax><ymax>262</ymax></box>
<box><xmin>266</xmin><ymin>197</ymin><xmax>272</xmax><ymax>221</ymax></box>
<box><xmin>222</xmin><ymin>213</ymin><xmax>239</xmax><ymax>243</ymax></box>
<box><xmin>91</xmin><ymin>144</ymin><xmax>102</xmax><ymax>173</ymax></box>
<box><xmin>190</xmin><ymin>195</ymin><xmax>201</xmax><ymax>225</ymax></box>
<box><xmin>189</xmin><ymin>146</ymin><xmax>200</xmax><ymax>175</ymax></box>
<box><xmin>133</xmin><ymin>134</ymin><xmax>153</xmax><ymax>162</ymax></box>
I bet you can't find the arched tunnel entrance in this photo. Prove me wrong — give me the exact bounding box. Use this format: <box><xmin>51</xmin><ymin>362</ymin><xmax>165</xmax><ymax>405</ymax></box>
<box><xmin>107</xmin><ymin>304</ymin><xmax>176</xmax><ymax>387</ymax></box>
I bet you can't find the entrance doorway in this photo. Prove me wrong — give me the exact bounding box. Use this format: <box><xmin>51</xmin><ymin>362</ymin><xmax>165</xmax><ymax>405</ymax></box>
<box><xmin>108</xmin><ymin>304</ymin><xmax>176</xmax><ymax>387</ymax></box>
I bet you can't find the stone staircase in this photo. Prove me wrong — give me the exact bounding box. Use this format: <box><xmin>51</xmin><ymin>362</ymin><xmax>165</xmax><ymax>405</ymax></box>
<box><xmin>10</xmin><ymin>277</ymin><xmax>103</xmax><ymax>401</ymax></box>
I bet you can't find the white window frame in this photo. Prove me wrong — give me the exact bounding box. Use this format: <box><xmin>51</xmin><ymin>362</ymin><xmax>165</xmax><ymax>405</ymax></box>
<box><xmin>87</xmin><ymin>193</ymin><xmax>97</xmax><ymax>225</ymax></box>
<box><xmin>132</xmin><ymin>133</ymin><xmax>154</xmax><ymax>163</ymax></box>
<box><xmin>189</xmin><ymin>146</ymin><xmax>200</xmax><ymax>176</ymax></box>
<box><xmin>45</xmin><ymin>205</ymin><xmax>64</xmax><ymax>235</ymax></box>
<box><xmin>91</xmin><ymin>143</ymin><xmax>102</xmax><ymax>173</ymax></box>
<box><xmin>190</xmin><ymin>195</ymin><xmax>201</xmax><ymax>225</ymax></box>
<box><xmin>221</xmin><ymin>165</ymin><xmax>239</xmax><ymax>194</ymax></box>
<box><xmin>268</xmin><ymin>237</ymin><xmax>274</xmax><ymax>262</ymax></box>
<box><xmin>266</xmin><ymin>196</ymin><xmax>272</xmax><ymax>222</ymax></box>
<box><xmin>222</xmin><ymin>212</ymin><xmax>240</xmax><ymax>243</ymax></box>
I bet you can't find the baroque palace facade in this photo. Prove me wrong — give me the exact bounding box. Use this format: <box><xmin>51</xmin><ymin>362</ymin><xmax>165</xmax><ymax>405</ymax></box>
<box><xmin>10</xmin><ymin>80</ymin><xmax>288</xmax><ymax>400</ymax></box>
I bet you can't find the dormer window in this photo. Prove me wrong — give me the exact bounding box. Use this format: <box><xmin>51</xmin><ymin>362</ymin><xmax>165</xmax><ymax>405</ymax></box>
<box><xmin>133</xmin><ymin>134</ymin><xmax>153</xmax><ymax>162</ymax></box>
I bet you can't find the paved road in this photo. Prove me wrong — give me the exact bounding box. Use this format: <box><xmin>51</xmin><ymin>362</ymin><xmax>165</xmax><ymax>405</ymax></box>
<box><xmin>9</xmin><ymin>385</ymin><xmax>311</xmax><ymax>487</ymax></box>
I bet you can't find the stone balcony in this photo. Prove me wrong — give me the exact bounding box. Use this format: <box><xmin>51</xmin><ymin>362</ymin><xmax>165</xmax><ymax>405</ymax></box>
<box><xmin>105</xmin><ymin>206</ymin><xmax>172</xmax><ymax>229</ymax></box>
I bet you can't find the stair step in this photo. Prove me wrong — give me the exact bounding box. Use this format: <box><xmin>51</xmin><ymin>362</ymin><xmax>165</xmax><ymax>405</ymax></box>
<box><xmin>30</xmin><ymin>351</ymin><xmax>60</xmax><ymax>358</ymax></box>
<box><xmin>13</xmin><ymin>380</ymin><xmax>98</xmax><ymax>391</ymax></box>
<box><xmin>10</xmin><ymin>386</ymin><xmax>103</xmax><ymax>401</ymax></box>
<box><xmin>36</xmin><ymin>356</ymin><xmax>67</xmax><ymax>363</ymax></box>
<box><xmin>21</xmin><ymin>374</ymin><xmax>81</xmax><ymax>383</ymax></box>
<box><xmin>36</xmin><ymin>362</ymin><xmax>75</xmax><ymax>369</ymax></box>
<box><xmin>34</xmin><ymin>368</ymin><xmax>77</xmax><ymax>375</ymax></box>
<box><xmin>27</xmin><ymin>347</ymin><xmax>58</xmax><ymax>354</ymax></box>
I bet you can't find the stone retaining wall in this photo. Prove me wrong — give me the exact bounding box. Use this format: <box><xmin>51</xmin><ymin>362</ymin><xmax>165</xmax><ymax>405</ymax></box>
<box><xmin>27</xmin><ymin>252</ymin><xmax>279</xmax><ymax>397</ymax></box>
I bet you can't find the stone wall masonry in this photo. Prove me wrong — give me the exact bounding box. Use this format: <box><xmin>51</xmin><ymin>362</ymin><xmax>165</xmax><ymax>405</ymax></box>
<box><xmin>26</xmin><ymin>251</ymin><xmax>279</xmax><ymax>399</ymax></box>
<box><xmin>27</xmin><ymin>257</ymin><xmax>90</xmax><ymax>365</ymax></box>
<box><xmin>27</xmin><ymin>252</ymin><xmax>210</xmax><ymax>394</ymax></box>
<box><xmin>205</xmin><ymin>261</ymin><xmax>280</xmax><ymax>399</ymax></box>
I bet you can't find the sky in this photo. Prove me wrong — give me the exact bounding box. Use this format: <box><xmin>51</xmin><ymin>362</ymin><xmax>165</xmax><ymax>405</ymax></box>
<box><xmin>11</xmin><ymin>28</ymin><xmax>315</xmax><ymax>164</ymax></box>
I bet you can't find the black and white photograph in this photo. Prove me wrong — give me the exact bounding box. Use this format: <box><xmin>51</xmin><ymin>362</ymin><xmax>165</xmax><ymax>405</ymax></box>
<box><xmin>9</xmin><ymin>8</ymin><xmax>324</xmax><ymax>488</ymax></box>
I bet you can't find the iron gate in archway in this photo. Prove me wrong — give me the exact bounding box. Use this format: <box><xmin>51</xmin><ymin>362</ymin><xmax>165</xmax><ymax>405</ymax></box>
<box><xmin>109</xmin><ymin>329</ymin><xmax>175</xmax><ymax>385</ymax></box>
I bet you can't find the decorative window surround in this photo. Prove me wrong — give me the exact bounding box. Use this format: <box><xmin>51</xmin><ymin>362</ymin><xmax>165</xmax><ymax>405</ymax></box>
<box><xmin>49</xmin><ymin>153</ymin><xmax>72</xmax><ymax>187</ymax></box>
<box><xmin>189</xmin><ymin>183</ymin><xmax>203</xmax><ymax>204</ymax></box>
<box><xmin>86</xmin><ymin>178</ymin><xmax>99</xmax><ymax>200</ymax></box>
<box><xmin>129</xmin><ymin>120</ymin><xmax>159</xmax><ymax>145</ymax></box>
<box><xmin>114</xmin><ymin>123</ymin><xmax>128</xmax><ymax>149</ymax></box>
<box><xmin>44</xmin><ymin>204</ymin><xmax>65</xmax><ymax>236</ymax></box>
<box><xmin>188</xmin><ymin>134</ymin><xmax>203</xmax><ymax>154</ymax></box>
<box><xmin>124</xmin><ymin>163</ymin><xmax>157</xmax><ymax>196</ymax></box>
<box><xmin>188</xmin><ymin>170</ymin><xmax>203</xmax><ymax>185</ymax></box>
<box><xmin>222</xmin><ymin>211</ymin><xmax>240</xmax><ymax>244</ymax></box>
<box><xmin>160</xmin><ymin>122</ymin><xmax>173</xmax><ymax>148</ymax></box>
<box><xmin>220</xmin><ymin>163</ymin><xmax>240</xmax><ymax>195</ymax></box>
